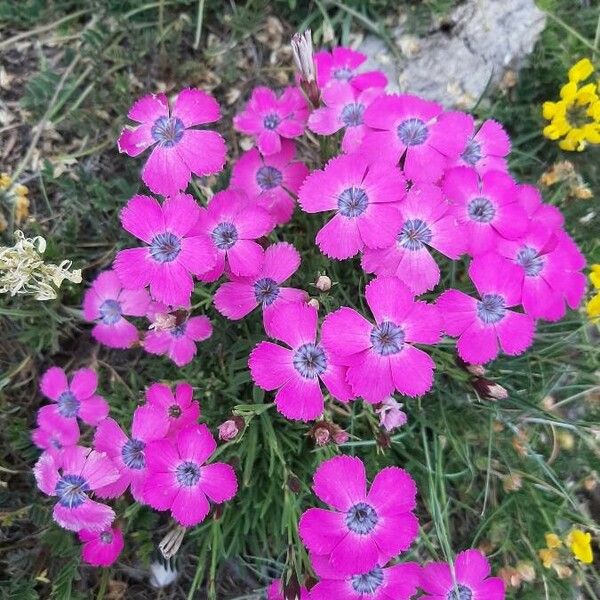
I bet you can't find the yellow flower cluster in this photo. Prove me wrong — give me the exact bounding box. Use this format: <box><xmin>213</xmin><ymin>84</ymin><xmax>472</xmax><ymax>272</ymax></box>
<box><xmin>543</xmin><ymin>58</ymin><xmax>600</xmax><ymax>151</ymax></box>
<box><xmin>0</xmin><ymin>172</ymin><xmax>30</xmax><ymax>231</ymax></box>
<box><xmin>587</xmin><ymin>264</ymin><xmax>600</xmax><ymax>320</ymax></box>
<box><xmin>538</xmin><ymin>529</ymin><xmax>594</xmax><ymax>578</ymax></box>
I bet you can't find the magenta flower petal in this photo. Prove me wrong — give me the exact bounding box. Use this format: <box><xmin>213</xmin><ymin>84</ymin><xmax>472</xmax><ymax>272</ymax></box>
<box><xmin>214</xmin><ymin>281</ymin><xmax>258</xmax><ymax>319</ymax></box>
<box><xmin>120</xmin><ymin>194</ymin><xmax>165</xmax><ymax>244</ymax></box>
<box><xmin>346</xmin><ymin>350</ymin><xmax>395</xmax><ymax>403</ymax></box>
<box><xmin>275</xmin><ymin>375</ymin><xmax>324</xmax><ymax>421</ymax></box>
<box><xmin>171</xmin><ymin>486</ymin><xmax>210</xmax><ymax>526</ymax></box>
<box><xmin>176</xmin><ymin>424</ymin><xmax>216</xmax><ymax>465</ymax></box>
<box><xmin>175</xmin><ymin>129</ymin><xmax>227</xmax><ymax>177</ymax></box>
<box><xmin>365</xmin><ymin>276</ymin><xmax>414</xmax><ymax>325</ymax></box>
<box><xmin>127</xmin><ymin>93</ymin><xmax>168</xmax><ymax>123</ymax></box>
<box><xmin>321</xmin><ymin>307</ymin><xmax>373</xmax><ymax>359</ymax></box>
<box><xmin>69</xmin><ymin>368</ymin><xmax>97</xmax><ymax>399</ymax></box>
<box><xmin>313</xmin><ymin>455</ymin><xmax>367</xmax><ymax>511</ymax></box>
<box><xmin>79</xmin><ymin>527</ymin><xmax>124</xmax><ymax>567</ymax></box>
<box><xmin>142</xmin><ymin>145</ymin><xmax>191</xmax><ymax>197</ymax></box>
<box><xmin>299</xmin><ymin>507</ymin><xmax>347</xmax><ymax>555</ymax></box>
<box><xmin>198</xmin><ymin>463</ymin><xmax>238</xmax><ymax>503</ymax></box>
<box><xmin>389</xmin><ymin>346</ymin><xmax>435</xmax><ymax>397</ymax></box>
<box><xmin>33</xmin><ymin>452</ymin><xmax>59</xmax><ymax>495</ymax></box>
<box><xmin>117</xmin><ymin>124</ymin><xmax>155</xmax><ymax>157</ymax></box>
<box><xmin>455</xmin><ymin>549</ymin><xmax>491</xmax><ymax>585</ymax></box>
<box><xmin>330</xmin><ymin>532</ymin><xmax>380</xmax><ymax>575</ymax></box>
<box><xmin>54</xmin><ymin>498</ymin><xmax>115</xmax><ymax>533</ymax></box>
<box><xmin>172</xmin><ymin>88</ymin><xmax>221</xmax><ymax>127</ymax></box>
<box><xmin>266</xmin><ymin>301</ymin><xmax>317</xmax><ymax>348</ymax></box>
<box><xmin>457</xmin><ymin>320</ymin><xmax>499</xmax><ymax>364</ymax></box>
<box><xmin>249</xmin><ymin>342</ymin><xmax>294</xmax><ymax>390</ymax></box>
<box><xmin>40</xmin><ymin>367</ymin><xmax>68</xmax><ymax>401</ymax></box>
<box><xmin>367</xmin><ymin>467</ymin><xmax>417</xmax><ymax>516</ymax></box>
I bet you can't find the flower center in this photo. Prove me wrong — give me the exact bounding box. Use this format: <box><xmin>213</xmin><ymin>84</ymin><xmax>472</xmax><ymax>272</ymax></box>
<box><xmin>149</xmin><ymin>232</ymin><xmax>182</xmax><ymax>263</ymax></box>
<box><xmin>397</xmin><ymin>118</ymin><xmax>428</xmax><ymax>146</ymax></box>
<box><xmin>100</xmin><ymin>531</ymin><xmax>114</xmax><ymax>544</ymax></box>
<box><xmin>263</xmin><ymin>113</ymin><xmax>281</xmax><ymax>130</ymax></box>
<box><xmin>467</xmin><ymin>197</ymin><xmax>496</xmax><ymax>223</ymax></box>
<box><xmin>345</xmin><ymin>502</ymin><xmax>379</xmax><ymax>534</ymax></box>
<box><xmin>516</xmin><ymin>246</ymin><xmax>544</xmax><ymax>277</ymax></box>
<box><xmin>461</xmin><ymin>138</ymin><xmax>483</xmax><ymax>165</ymax></box>
<box><xmin>121</xmin><ymin>438</ymin><xmax>146</xmax><ymax>470</ymax></box>
<box><xmin>566</xmin><ymin>104</ymin><xmax>591</xmax><ymax>129</ymax></box>
<box><xmin>99</xmin><ymin>299</ymin><xmax>122</xmax><ymax>326</ymax></box>
<box><xmin>340</xmin><ymin>102</ymin><xmax>365</xmax><ymax>127</ymax></box>
<box><xmin>292</xmin><ymin>343</ymin><xmax>328</xmax><ymax>379</ymax></box>
<box><xmin>168</xmin><ymin>404</ymin><xmax>182</xmax><ymax>418</ymax></box>
<box><xmin>55</xmin><ymin>474</ymin><xmax>89</xmax><ymax>508</ymax></box>
<box><xmin>370</xmin><ymin>321</ymin><xmax>405</xmax><ymax>356</ymax></box>
<box><xmin>212</xmin><ymin>222</ymin><xmax>239</xmax><ymax>250</ymax></box>
<box><xmin>337</xmin><ymin>186</ymin><xmax>369</xmax><ymax>218</ymax></box>
<box><xmin>50</xmin><ymin>437</ymin><xmax>62</xmax><ymax>450</ymax></box>
<box><xmin>333</xmin><ymin>66</ymin><xmax>353</xmax><ymax>81</ymax></box>
<box><xmin>151</xmin><ymin>116</ymin><xmax>185</xmax><ymax>147</ymax></box>
<box><xmin>256</xmin><ymin>165</ymin><xmax>283</xmax><ymax>190</ymax></box>
<box><xmin>477</xmin><ymin>293</ymin><xmax>506</xmax><ymax>324</ymax></box>
<box><xmin>170</xmin><ymin>323</ymin><xmax>187</xmax><ymax>338</ymax></box>
<box><xmin>447</xmin><ymin>584</ymin><xmax>473</xmax><ymax>600</ymax></box>
<box><xmin>57</xmin><ymin>391</ymin><xmax>80</xmax><ymax>418</ymax></box>
<box><xmin>398</xmin><ymin>218</ymin><xmax>433</xmax><ymax>251</ymax></box>
<box><xmin>176</xmin><ymin>461</ymin><xmax>201</xmax><ymax>487</ymax></box>
<box><xmin>351</xmin><ymin>567</ymin><xmax>384</xmax><ymax>593</ymax></box>
<box><xmin>254</xmin><ymin>277</ymin><xmax>280</xmax><ymax>306</ymax></box>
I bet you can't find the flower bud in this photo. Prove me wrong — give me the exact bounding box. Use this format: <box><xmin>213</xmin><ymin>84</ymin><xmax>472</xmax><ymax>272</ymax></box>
<box><xmin>376</xmin><ymin>396</ymin><xmax>407</xmax><ymax>432</ymax></box>
<box><xmin>158</xmin><ymin>525</ymin><xmax>186</xmax><ymax>560</ymax></box>
<box><xmin>308</xmin><ymin>298</ymin><xmax>319</xmax><ymax>310</ymax></box>
<box><xmin>472</xmin><ymin>378</ymin><xmax>508</xmax><ymax>400</ymax></box>
<box><xmin>315</xmin><ymin>275</ymin><xmax>331</xmax><ymax>292</ymax></box>
<box><xmin>333</xmin><ymin>430</ymin><xmax>349</xmax><ymax>444</ymax></box>
<box><xmin>291</xmin><ymin>30</ymin><xmax>320</xmax><ymax>108</ymax></box>
<box><xmin>218</xmin><ymin>416</ymin><xmax>244</xmax><ymax>441</ymax></box>
<box><xmin>313</xmin><ymin>425</ymin><xmax>330</xmax><ymax>446</ymax></box>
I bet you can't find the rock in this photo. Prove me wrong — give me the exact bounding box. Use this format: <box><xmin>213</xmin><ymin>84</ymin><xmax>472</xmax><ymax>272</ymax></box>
<box><xmin>359</xmin><ymin>0</ymin><xmax>546</xmax><ymax>108</ymax></box>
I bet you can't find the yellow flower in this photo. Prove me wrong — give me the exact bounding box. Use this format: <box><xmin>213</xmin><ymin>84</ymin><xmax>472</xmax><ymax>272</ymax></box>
<box><xmin>587</xmin><ymin>292</ymin><xmax>600</xmax><ymax>320</ymax></box>
<box><xmin>566</xmin><ymin>529</ymin><xmax>594</xmax><ymax>564</ymax></box>
<box><xmin>539</xmin><ymin>547</ymin><xmax>559</xmax><ymax>568</ymax></box>
<box><xmin>568</xmin><ymin>58</ymin><xmax>594</xmax><ymax>83</ymax></box>
<box><xmin>590</xmin><ymin>265</ymin><xmax>600</xmax><ymax>289</ymax></box>
<box><xmin>0</xmin><ymin>173</ymin><xmax>11</xmax><ymax>190</ymax></box>
<box><xmin>15</xmin><ymin>194</ymin><xmax>30</xmax><ymax>224</ymax></box>
<box><xmin>545</xmin><ymin>532</ymin><xmax>562</xmax><ymax>549</ymax></box>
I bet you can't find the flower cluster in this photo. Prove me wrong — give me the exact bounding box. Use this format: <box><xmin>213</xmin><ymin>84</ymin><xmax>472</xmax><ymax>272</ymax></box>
<box><xmin>32</xmin><ymin>366</ymin><xmax>237</xmax><ymax>565</ymax></box>
<box><xmin>538</xmin><ymin>529</ymin><xmax>594</xmax><ymax>580</ymax></box>
<box><xmin>543</xmin><ymin>58</ymin><xmax>600</xmax><ymax>151</ymax></box>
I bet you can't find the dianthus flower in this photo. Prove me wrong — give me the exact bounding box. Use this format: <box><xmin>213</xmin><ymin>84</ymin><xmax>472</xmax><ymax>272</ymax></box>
<box><xmin>143</xmin><ymin>424</ymin><xmax>237</xmax><ymax>527</ymax></box>
<box><xmin>145</xmin><ymin>382</ymin><xmax>200</xmax><ymax>434</ymax></box>
<box><xmin>376</xmin><ymin>396</ymin><xmax>407</xmax><ymax>432</ymax></box>
<box><xmin>249</xmin><ymin>302</ymin><xmax>353</xmax><ymax>421</ymax></box>
<box><xmin>308</xmin><ymin>83</ymin><xmax>384</xmax><ymax>153</ymax></box>
<box><xmin>191</xmin><ymin>189</ymin><xmax>274</xmax><ymax>282</ymax></box>
<box><xmin>230</xmin><ymin>140</ymin><xmax>308</xmax><ymax>225</ymax></box>
<box><xmin>298</xmin><ymin>154</ymin><xmax>406</xmax><ymax>259</ymax></box>
<box><xmin>453</xmin><ymin>118</ymin><xmax>511</xmax><ymax>174</ymax></box>
<box><xmin>214</xmin><ymin>242</ymin><xmax>305</xmax><ymax>327</ymax></box>
<box><xmin>233</xmin><ymin>87</ymin><xmax>308</xmax><ymax>155</ymax></box>
<box><xmin>314</xmin><ymin>47</ymin><xmax>387</xmax><ymax>91</ymax></box>
<box><xmin>79</xmin><ymin>526</ymin><xmax>124</xmax><ymax>567</ymax></box>
<box><xmin>267</xmin><ymin>580</ymin><xmax>310</xmax><ymax>600</ymax></box>
<box><xmin>83</xmin><ymin>269</ymin><xmax>150</xmax><ymax>349</ymax></box>
<box><xmin>298</xmin><ymin>455</ymin><xmax>418</xmax><ymax>576</ymax></box>
<box><xmin>420</xmin><ymin>549</ymin><xmax>505</xmax><ymax>599</ymax></box>
<box><xmin>360</xmin><ymin>94</ymin><xmax>471</xmax><ymax>182</ymax></box>
<box><xmin>40</xmin><ymin>366</ymin><xmax>109</xmax><ymax>426</ymax></box>
<box><xmin>143</xmin><ymin>313</ymin><xmax>212</xmax><ymax>367</ymax></box>
<box><xmin>517</xmin><ymin>183</ymin><xmax>564</xmax><ymax>231</ymax></box>
<box><xmin>118</xmin><ymin>88</ymin><xmax>226</xmax><ymax>196</ymax></box>
<box><xmin>362</xmin><ymin>184</ymin><xmax>462</xmax><ymax>294</ymax></box>
<box><xmin>32</xmin><ymin>408</ymin><xmax>80</xmax><ymax>460</ymax></box>
<box><xmin>114</xmin><ymin>193</ymin><xmax>216</xmax><ymax>307</ymax></box>
<box><xmin>93</xmin><ymin>405</ymin><xmax>169</xmax><ymax>502</ymax></box>
<box><xmin>442</xmin><ymin>167</ymin><xmax>527</xmax><ymax>256</ymax></box>
<box><xmin>309</xmin><ymin>553</ymin><xmax>420</xmax><ymax>600</ymax></box>
<box><xmin>322</xmin><ymin>276</ymin><xmax>440</xmax><ymax>402</ymax></box>
<box><xmin>543</xmin><ymin>59</ymin><xmax>600</xmax><ymax>151</ymax></box>
<box><xmin>34</xmin><ymin>446</ymin><xmax>119</xmax><ymax>532</ymax></box>
<box><xmin>437</xmin><ymin>254</ymin><xmax>535</xmax><ymax>364</ymax></box>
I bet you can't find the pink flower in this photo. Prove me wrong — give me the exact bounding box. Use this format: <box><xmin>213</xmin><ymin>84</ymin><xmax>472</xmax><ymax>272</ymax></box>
<box><xmin>499</xmin><ymin>228</ymin><xmax>586</xmax><ymax>321</ymax></box>
<box><xmin>267</xmin><ymin>580</ymin><xmax>310</xmax><ymax>600</ymax></box>
<box><xmin>117</xmin><ymin>88</ymin><xmax>226</xmax><ymax>196</ymax></box>
<box><xmin>321</xmin><ymin>276</ymin><xmax>441</xmax><ymax>403</ymax></box>
<box><xmin>214</xmin><ymin>242</ymin><xmax>306</xmax><ymax>328</ymax></box>
<box><xmin>217</xmin><ymin>420</ymin><xmax>239</xmax><ymax>441</ymax></box>
<box><xmin>230</xmin><ymin>140</ymin><xmax>308</xmax><ymax>225</ymax></box>
<box><xmin>143</xmin><ymin>424</ymin><xmax>237</xmax><ymax>527</ymax></box>
<box><xmin>298</xmin><ymin>154</ymin><xmax>406</xmax><ymax>260</ymax></box>
<box><xmin>298</xmin><ymin>455</ymin><xmax>419</xmax><ymax>576</ymax></box>
<box><xmin>454</xmin><ymin>118</ymin><xmax>511</xmax><ymax>175</ymax></box>
<box><xmin>361</xmin><ymin>184</ymin><xmax>463</xmax><ymax>294</ymax></box>
<box><xmin>420</xmin><ymin>549</ymin><xmax>505</xmax><ymax>600</ymax></box>
<box><xmin>376</xmin><ymin>397</ymin><xmax>407</xmax><ymax>432</ymax></box>
<box><xmin>361</xmin><ymin>95</ymin><xmax>471</xmax><ymax>182</ymax></box>
<box><xmin>308</xmin><ymin>83</ymin><xmax>384</xmax><ymax>153</ymax></box>
<box><xmin>309</xmin><ymin>554</ymin><xmax>420</xmax><ymax>600</ymax></box>
<box><xmin>32</xmin><ymin>408</ymin><xmax>80</xmax><ymax>460</ymax></box>
<box><xmin>314</xmin><ymin>47</ymin><xmax>387</xmax><ymax>91</ymax></box>
<box><xmin>437</xmin><ymin>254</ymin><xmax>535</xmax><ymax>364</ymax></box>
<box><xmin>33</xmin><ymin>446</ymin><xmax>119</xmax><ymax>532</ymax></box>
<box><xmin>114</xmin><ymin>193</ymin><xmax>216</xmax><ymax>307</ymax></box>
<box><xmin>40</xmin><ymin>367</ymin><xmax>109</xmax><ymax>426</ymax></box>
<box><xmin>79</xmin><ymin>526</ymin><xmax>124</xmax><ymax>567</ymax></box>
<box><xmin>144</xmin><ymin>314</ymin><xmax>212</xmax><ymax>367</ymax></box>
<box><xmin>518</xmin><ymin>184</ymin><xmax>564</xmax><ymax>231</ymax></box>
<box><xmin>145</xmin><ymin>382</ymin><xmax>200</xmax><ymax>434</ymax></box>
<box><xmin>83</xmin><ymin>270</ymin><xmax>150</xmax><ymax>349</ymax></box>
<box><xmin>249</xmin><ymin>302</ymin><xmax>354</xmax><ymax>421</ymax></box>
<box><xmin>233</xmin><ymin>87</ymin><xmax>308</xmax><ymax>155</ymax></box>
<box><xmin>442</xmin><ymin>167</ymin><xmax>527</xmax><ymax>256</ymax></box>
<box><xmin>191</xmin><ymin>189</ymin><xmax>274</xmax><ymax>282</ymax></box>
<box><xmin>93</xmin><ymin>405</ymin><xmax>169</xmax><ymax>502</ymax></box>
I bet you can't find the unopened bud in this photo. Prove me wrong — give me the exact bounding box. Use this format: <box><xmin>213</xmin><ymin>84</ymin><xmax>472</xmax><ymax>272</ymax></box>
<box><xmin>308</xmin><ymin>298</ymin><xmax>319</xmax><ymax>310</ymax></box>
<box><xmin>218</xmin><ymin>418</ymin><xmax>242</xmax><ymax>441</ymax></box>
<box><xmin>456</xmin><ymin>355</ymin><xmax>486</xmax><ymax>377</ymax></box>
<box><xmin>502</xmin><ymin>473</ymin><xmax>523</xmax><ymax>492</ymax></box>
<box><xmin>515</xmin><ymin>561</ymin><xmax>536</xmax><ymax>583</ymax></box>
<box><xmin>158</xmin><ymin>525</ymin><xmax>186</xmax><ymax>559</ymax></box>
<box><xmin>315</xmin><ymin>275</ymin><xmax>331</xmax><ymax>292</ymax></box>
<box><xmin>313</xmin><ymin>426</ymin><xmax>330</xmax><ymax>446</ymax></box>
<box><xmin>333</xmin><ymin>430</ymin><xmax>349</xmax><ymax>444</ymax></box>
<box><xmin>472</xmin><ymin>378</ymin><xmax>508</xmax><ymax>400</ymax></box>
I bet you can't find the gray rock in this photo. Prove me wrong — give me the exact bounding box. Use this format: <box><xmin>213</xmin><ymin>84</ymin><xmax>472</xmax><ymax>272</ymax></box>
<box><xmin>359</xmin><ymin>0</ymin><xmax>546</xmax><ymax>108</ymax></box>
